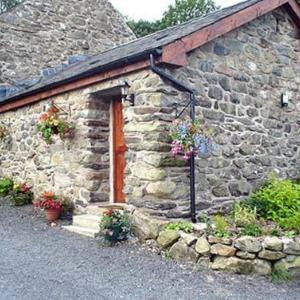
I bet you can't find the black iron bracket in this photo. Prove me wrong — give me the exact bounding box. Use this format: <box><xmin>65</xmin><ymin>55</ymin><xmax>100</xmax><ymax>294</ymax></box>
<box><xmin>150</xmin><ymin>54</ymin><xmax>197</xmax><ymax>223</ymax></box>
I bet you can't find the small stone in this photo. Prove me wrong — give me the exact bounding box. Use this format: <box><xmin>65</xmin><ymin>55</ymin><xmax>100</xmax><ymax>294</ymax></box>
<box><xmin>180</xmin><ymin>232</ymin><xmax>197</xmax><ymax>246</ymax></box>
<box><xmin>283</xmin><ymin>239</ymin><xmax>300</xmax><ymax>255</ymax></box>
<box><xmin>213</xmin><ymin>43</ymin><xmax>230</xmax><ymax>56</ymax></box>
<box><xmin>212</xmin><ymin>185</ymin><xmax>230</xmax><ymax>197</ymax></box>
<box><xmin>146</xmin><ymin>181</ymin><xmax>176</xmax><ymax>196</ymax></box>
<box><xmin>234</xmin><ymin>236</ymin><xmax>262</xmax><ymax>253</ymax></box>
<box><xmin>211</xmin><ymin>257</ymin><xmax>253</xmax><ymax>274</ymax></box>
<box><xmin>195</xmin><ymin>237</ymin><xmax>211</xmax><ymax>256</ymax></box>
<box><xmin>208</xmin><ymin>86</ymin><xmax>223</xmax><ymax>100</ymax></box>
<box><xmin>258</xmin><ymin>250</ymin><xmax>286</xmax><ymax>261</ymax></box>
<box><xmin>236</xmin><ymin>251</ymin><xmax>256</xmax><ymax>260</ymax></box>
<box><xmin>131</xmin><ymin>210</ymin><xmax>167</xmax><ymax>240</ymax></box>
<box><xmin>263</xmin><ymin>237</ymin><xmax>283</xmax><ymax>251</ymax></box>
<box><xmin>252</xmin><ymin>259</ymin><xmax>272</xmax><ymax>276</ymax></box>
<box><xmin>218</xmin><ymin>76</ymin><xmax>231</xmax><ymax>91</ymax></box>
<box><xmin>196</xmin><ymin>257</ymin><xmax>211</xmax><ymax>270</ymax></box>
<box><xmin>274</xmin><ymin>256</ymin><xmax>300</xmax><ymax>278</ymax></box>
<box><xmin>210</xmin><ymin>244</ymin><xmax>236</xmax><ymax>257</ymax></box>
<box><xmin>193</xmin><ymin>223</ymin><xmax>207</xmax><ymax>232</ymax></box>
<box><xmin>199</xmin><ymin>60</ymin><xmax>214</xmax><ymax>72</ymax></box>
<box><xmin>208</xmin><ymin>236</ymin><xmax>232</xmax><ymax>245</ymax></box>
<box><xmin>157</xmin><ymin>230</ymin><xmax>180</xmax><ymax>249</ymax></box>
<box><xmin>169</xmin><ymin>240</ymin><xmax>199</xmax><ymax>263</ymax></box>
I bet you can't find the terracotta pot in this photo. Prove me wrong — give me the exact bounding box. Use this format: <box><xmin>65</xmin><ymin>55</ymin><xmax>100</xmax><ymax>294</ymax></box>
<box><xmin>45</xmin><ymin>208</ymin><xmax>61</xmax><ymax>222</ymax></box>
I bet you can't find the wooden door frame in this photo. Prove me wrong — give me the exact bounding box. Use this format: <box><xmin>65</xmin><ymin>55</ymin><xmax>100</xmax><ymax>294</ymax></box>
<box><xmin>111</xmin><ymin>97</ymin><xmax>127</xmax><ymax>203</ymax></box>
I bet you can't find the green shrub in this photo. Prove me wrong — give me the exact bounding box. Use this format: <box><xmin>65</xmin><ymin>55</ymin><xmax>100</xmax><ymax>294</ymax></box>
<box><xmin>244</xmin><ymin>197</ymin><xmax>268</xmax><ymax>218</ymax></box>
<box><xmin>271</xmin><ymin>268</ymin><xmax>292</xmax><ymax>283</ymax></box>
<box><xmin>241</xmin><ymin>224</ymin><xmax>263</xmax><ymax>237</ymax></box>
<box><xmin>233</xmin><ymin>202</ymin><xmax>258</xmax><ymax>227</ymax></box>
<box><xmin>278</xmin><ymin>211</ymin><xmax>300</xmax><ymax>233</ymax></box>
<box><xmin>9</xmin><ymin>183</ymin><xmax>33</xmax><ymax>206</ymax></box>
<box><xmin>248</xmin><ymin>178</ymin><xmax>300</xmax><ymax>220</ymax></box>
<box><xmin>0</xmin><ymin>178</ymin><xmax>13</xmax><ymax>196</ymax></box>
<box><xmin>213</xmin><ymin>215</ymin><xmax>230</xmax><ymax>238</ymax></box>
<box><xmin>100</xmin><ymin>209</ymin><xmax>131</xmax><ymax>245</ymax></box>
<box><xmin>165</xmin><ymin>221</ymin><xmax>193</xmax><ymax>233</ymax></box>
<box><xmin>10</xmin><ymin>192</ymin><xmax>33</xmax><ymax>206</ymax></box>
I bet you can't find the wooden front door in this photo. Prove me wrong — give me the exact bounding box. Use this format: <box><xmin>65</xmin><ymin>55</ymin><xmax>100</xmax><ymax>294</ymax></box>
<box><xmin>113</xmin><ymin>98</ymin><xmax>127</xmax><ymax>203</ymax></box>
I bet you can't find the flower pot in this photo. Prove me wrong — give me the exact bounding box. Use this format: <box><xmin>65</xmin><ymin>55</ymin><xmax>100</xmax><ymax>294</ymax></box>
<box><xmin>45</xmin><ymin>208</ymin><xmax>61</xmax><ymax>222</ymax></box>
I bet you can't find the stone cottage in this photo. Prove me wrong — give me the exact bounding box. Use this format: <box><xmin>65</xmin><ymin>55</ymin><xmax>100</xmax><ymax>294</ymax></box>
<box><xmin>1</xmin><ymin>0</ymin><xmax>300</xmax><ymax>222</ymax></box>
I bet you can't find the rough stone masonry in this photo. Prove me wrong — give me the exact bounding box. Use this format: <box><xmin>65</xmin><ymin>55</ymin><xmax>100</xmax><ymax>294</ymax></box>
<box><xmin>0</xmin><ymin>0</ymin><xmax>134</xmax><ymax>85</ymax></box>
<box><xmin>1</xmin><ymin>7</ymin><xmax>300</xmax><ymax>219</ymax></box>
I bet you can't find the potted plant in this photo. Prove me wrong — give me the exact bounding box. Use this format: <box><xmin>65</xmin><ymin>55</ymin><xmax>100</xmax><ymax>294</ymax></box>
<box><xmin>34</xmin><ymin>192</ymin><xmax>62</xmax><ymax>222</ymax></box>
<box><xmin>37</xmin><ymin>105</ymin><xmax>74</xmax><ymax>144</ymax></box>
<box><xmin>9</xmin><ymin>183</ymin><xmax>33</xmax><ymax>206</ymax></box>
<box><xmin>100</xmin><ymin>209</ymin><xmax>131</xmax><ymax>245</ymax></box>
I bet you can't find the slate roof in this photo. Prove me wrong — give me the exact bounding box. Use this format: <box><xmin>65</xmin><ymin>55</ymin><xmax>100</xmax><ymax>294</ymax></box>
<box><xmin>0</xmin><ymin>0</ymin><xmax>263</xmax><ymax>103</ymax></box>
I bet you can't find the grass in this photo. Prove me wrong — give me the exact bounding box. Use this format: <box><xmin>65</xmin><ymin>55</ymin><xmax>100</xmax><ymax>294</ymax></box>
<box><xmin>271</xmin><ymin>268</ymin><xmax>292</xmax><ymax>284</ymax></box>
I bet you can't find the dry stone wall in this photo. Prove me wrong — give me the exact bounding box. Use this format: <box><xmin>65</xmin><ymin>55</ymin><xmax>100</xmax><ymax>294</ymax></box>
<box><xmin>0</xmin><ymin>0</ymin><xmax>134</xmax><ymax>85</ymax></box>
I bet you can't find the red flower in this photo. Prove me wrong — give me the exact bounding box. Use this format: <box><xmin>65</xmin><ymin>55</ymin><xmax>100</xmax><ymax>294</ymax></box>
<box><xmin>19</xmin><ymin>183</ymin><xmax>32</xmax><ymax>193</ymax></box>
<box><xmin>48</xmin><ymin>106</ymin><xmax>59</xmax><ymax>114</ymax></box>
<box><xmin>39</xmin><ymin>113</ymin><xmax>50</xmax><ymax>122</ymax></box>
<box><xmin>105</xmin><ymin>209</ymin><xmax>114</xmax><ymax>217</ymax></box>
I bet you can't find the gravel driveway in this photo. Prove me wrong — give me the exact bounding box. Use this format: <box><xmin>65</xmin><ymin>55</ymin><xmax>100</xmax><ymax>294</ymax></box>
<box><xmin>0</xmin><ymin>201</ymin><xmax>299</xmax><ymax>300</ymax></box>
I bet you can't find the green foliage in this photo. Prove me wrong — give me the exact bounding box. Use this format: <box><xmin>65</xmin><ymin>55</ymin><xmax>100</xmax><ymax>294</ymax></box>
<box><xmin>262</xmin><ymin>225</ymin><xmax>281</xmax><ymax>237</ymax></box>
<box><xmin>213</xmin><ymin>215</ymin><xmax>230</xmax><ymax>238</ymax></box>
<box><xmin>10</xmin><ymin>191</ymin><xmax>33</xmax><ymax>206</ymax></box>
<box><xmin>246</xmin><ymin>179</ymin><xmax>300</xmax><ymax>233</ymax></box>
<box><xmin>127</xmin><ymin>19</ymin><xmax>162</xmax><ymax>38</ymax></box>
<box><xmin>128</xmin><ymin>0</ymin><xmax>218</xmax><ymax>37</ymax></box>
<box><xmin>233</xmin><ymin>202</ymin><xmax>258</xmax><ymax>227</ymax></box>
<box><xmin>0</xmin><ymin>178</ymin><xmax>13</xmax><ymax>196</ymax></box>
<box><xmin>278</xmin><ymin>211</ymin><xmax>300</xmax><ymax>233</ymax></box>
<box><xmin>165</xmin><ymin>221</ymin><xmax>194</xmax><ymax>233</ymax></box>
<box><xmin>161</xmin><ymin>0</ymin><xmax>218</xmax><ymax>26</ymax></box>
<box><xmin>285</xmin><ymin>231</ymin><xmax>297</xmax><ymax>239</ymax></box>
<box><xmin>164</xmin><ymin>249</ymin><xmax>173</xmax><ymax>260</ymax></box>
<box><xmin>241</xmin><ymin>224</ymin><xmax>263</xmax><ymax>237</ymax></box>
<box><xmin>271</xmin><ymin>268</ymin><xmax>292</xmax><ymax>284</ymax></box>
<box><xmin>100</xmin><ymin>209</ymin><xmax>131</xmax><ymax>245</ymax></box>
<box><xmin>0</xmin><ymin>0</ymin><xmax>21</xmax><ymax>14</ymax></box>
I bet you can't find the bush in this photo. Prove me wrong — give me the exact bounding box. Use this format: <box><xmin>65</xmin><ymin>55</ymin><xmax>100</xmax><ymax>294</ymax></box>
<box><xmin>241</xmin><ymin>224</ymin><xmax>263</xmax><ymax>237</ymax></box>
<box><xmin>278</xmin><ymin>211</ymin><xmax>300</xmax><ymax>233</ymax></box>
<box><xmin>245</xmin><ymin>178</ymin><xmax>300</xmax><ymax>233</ymax></box>
<box><xmin>213</xmin><ymin>215</ymin><xmax>230</xmax><ymax>238</ymax></box>
<box><xmin>233</xmin><ymin>202</ymin><xmax>258</xmax><ymax>227</ymax></box>
<box><xmin>271</xmin><ymin>268</ymin><xmax>292</xmax><ymax>283</ymax></box>
<box><xmin>165</xmin><ymin>221</ymin><xmax>194</xmax><ymax>233</ymax></box>
<box><xmin>9</xmin><ymin>183</ymin><xmax>33</xmax><ymax>206</ymax></box>
<box><xmin>0</xmin><ymin>178</ymin><xmax>13</xmax><ymax>196</ymax></box>
<box><xmin>100</xmin><ymin>209</ymin><xmax>131</xmax><ymax>244</ymax></box>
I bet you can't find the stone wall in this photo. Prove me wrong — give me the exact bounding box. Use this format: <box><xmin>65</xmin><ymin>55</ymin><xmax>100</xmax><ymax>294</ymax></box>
<box><xmin>150</xmin><ymin>7</ymin><xmax>300</xmax><ymax>216</ymax></box>
<box><xmin>0</xmin><ymin>0</ymin><xmax>134</xmax><ymax>84</ymax></box>
<box><xmin>156</xmin><ymin>224</ymin><xmax>300</xmax><ymax>276</ymax></box>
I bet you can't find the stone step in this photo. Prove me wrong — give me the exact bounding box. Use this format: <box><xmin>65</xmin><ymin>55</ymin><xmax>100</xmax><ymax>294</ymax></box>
<box><xmin>73</xmin><ymin>214</ymin><xmax>101</xmax><ymax>230</ymax></box>
<box><xmin>84</xmin><ymin>202</ymin><xmax>127</xmax><ymax>216</ymax></box>
<box><xmin>63</xmin><ymin>225</ymin><xmax>99</xmax><ymax>238</ymax></box>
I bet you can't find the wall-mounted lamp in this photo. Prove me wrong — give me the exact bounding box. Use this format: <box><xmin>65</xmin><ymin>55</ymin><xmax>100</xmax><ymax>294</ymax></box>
<box><xmin>121</xmin><ymin>82</ymin><xmax>135</xmax><ymax>106</ymax></box>
<box><xmin>281</xmin><ymin>91</ymin><xmax>292</xmax><ymax>108</ymax></box>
